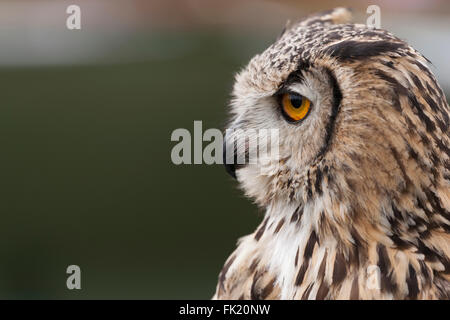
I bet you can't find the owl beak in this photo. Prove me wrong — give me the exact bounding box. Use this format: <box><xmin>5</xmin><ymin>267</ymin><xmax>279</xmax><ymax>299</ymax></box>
<box><xmin>223</xmin><ymin>141</ymin><xmax>237</xmax><ymax>179</ymax></box>
<box><xmin>224</xmin><ymin>162</ymin><xmax>237</xmax><ymax>179</ymax></box>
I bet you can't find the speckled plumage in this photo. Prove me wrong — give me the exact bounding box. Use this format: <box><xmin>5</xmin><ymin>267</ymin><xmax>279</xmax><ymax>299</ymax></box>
<box><xmin>214</xmin><ymin>8</ymin><xmax>450</xmax><ymax>300</ymax></box>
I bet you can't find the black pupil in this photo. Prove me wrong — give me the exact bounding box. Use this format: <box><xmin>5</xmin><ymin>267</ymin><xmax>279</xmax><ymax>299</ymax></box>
<box><xmin>289</xmin><ymin>94</ymin><xmax>303</xmax><ymax>108</ymax></box>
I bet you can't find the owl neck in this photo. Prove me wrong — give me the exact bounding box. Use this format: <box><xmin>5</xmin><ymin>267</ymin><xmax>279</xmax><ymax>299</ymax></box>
<box><xmin>262</xmin><ymin>176</ymin><xmax>392</xmax><ymax>264</ymax></box>
<box><xmin>265</xmin><ymin>195</ymin><xmax>372</xmax><ymax>248</ymax></box>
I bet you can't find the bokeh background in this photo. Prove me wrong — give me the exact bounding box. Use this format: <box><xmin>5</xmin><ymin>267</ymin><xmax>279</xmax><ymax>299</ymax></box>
<box><xmin>0</xmin><ymin>0</ymin><xmax>449</xmax><ymax>299</ymax></box>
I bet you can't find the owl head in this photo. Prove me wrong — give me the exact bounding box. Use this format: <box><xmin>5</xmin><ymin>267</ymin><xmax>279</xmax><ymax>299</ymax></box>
<box><xmin>224</xmin><ymin>7</ymin><xmax>448</xmax><ymax>218</ymax></box>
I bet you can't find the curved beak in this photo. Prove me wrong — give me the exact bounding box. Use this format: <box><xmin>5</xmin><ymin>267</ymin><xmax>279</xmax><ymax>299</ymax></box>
<box><xmin>223</xmin><ymin>141</ymin><xmax>237</xmax><ymax>179</ymax></box>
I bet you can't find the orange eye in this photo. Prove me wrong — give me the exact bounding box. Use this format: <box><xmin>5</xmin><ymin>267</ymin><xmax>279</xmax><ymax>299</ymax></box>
<box><xmin>280</xmin><ymin>93</ymin><xmax>311</xmax><ymax>122</ymax></box>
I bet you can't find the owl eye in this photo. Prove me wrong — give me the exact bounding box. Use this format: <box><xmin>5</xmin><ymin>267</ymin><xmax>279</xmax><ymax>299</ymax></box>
<box><xmin>280</xmin><ymin>93</ymin><xmax>311</xmax><ymax>122</ymax></box>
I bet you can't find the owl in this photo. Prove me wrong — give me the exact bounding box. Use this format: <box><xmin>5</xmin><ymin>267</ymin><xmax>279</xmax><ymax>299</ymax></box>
<box><xmin>214</xmin><ymin>8</ymin><xmax>450</xmax><ymax>300</ymax></box>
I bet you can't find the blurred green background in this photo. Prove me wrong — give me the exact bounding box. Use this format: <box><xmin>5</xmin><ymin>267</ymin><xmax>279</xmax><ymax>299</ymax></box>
<box><xmin>0</xmin><ymin>0</ymin><xmax>448</xmax><ymax>298</ymax></box>
<box><xmin>0</xmin><ymin>32</ymin><xmax>270</xmax><ymax>299</ymax></box>
<box><xmin>0</xmin><ymin>35</ymin><xmax>265</xmax><ymax>299</ymax></box>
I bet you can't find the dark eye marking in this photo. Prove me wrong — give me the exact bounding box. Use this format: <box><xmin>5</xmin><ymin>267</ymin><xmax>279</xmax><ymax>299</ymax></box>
<box><xmin>326</xmin><ymin>40</ymin><xmax>407</xmax><ymax>61</ymax></box>
<box><xmin>275</xmin><ymin>60</ymin><xmax>311</xmax><ymax>94</ymax></box>
<box><xmin>315</xmin><ymin>68</ymin><xmax>342</xmax><ymax>161</ymax></box>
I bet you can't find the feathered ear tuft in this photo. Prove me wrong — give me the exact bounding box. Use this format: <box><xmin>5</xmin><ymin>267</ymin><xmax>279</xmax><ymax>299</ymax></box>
<box><xmin>327</xmin><ymin>7</ymin><xmax>353</xmax><ymax>24</ymax></box>
<box><xmin>280</xmin><ymin>7</ymin><xmax>352</xmax><ymax>38</ymax></box>
<box><xmin>301</xmin><ymin>7</ymin><xmax>352</xmax><ymax>27</ymax></box>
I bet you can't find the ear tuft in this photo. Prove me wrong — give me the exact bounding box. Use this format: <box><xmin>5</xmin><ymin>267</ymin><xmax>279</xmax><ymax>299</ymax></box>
<box><xmin>301</xmin><ymin>7</ymin><xmax>353</xmax><ymax>26</ymax></box>
<box><xmin>328</xmin><ymin>7</ymin><xmax>353</xmax><ymax>24</ymax></box>
<box><xmin>281</xmin><ymin>7</ymin><xmax>353</xmax><ymax>35</ymax></box>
